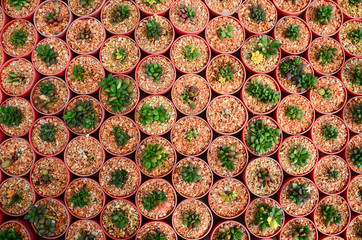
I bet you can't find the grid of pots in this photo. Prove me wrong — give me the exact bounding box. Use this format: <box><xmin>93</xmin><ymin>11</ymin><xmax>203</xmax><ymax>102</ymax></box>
<box><xmin>0</xmin><ymin>0</ymin><xmax>361</xmax><ymax>239</ymax></box>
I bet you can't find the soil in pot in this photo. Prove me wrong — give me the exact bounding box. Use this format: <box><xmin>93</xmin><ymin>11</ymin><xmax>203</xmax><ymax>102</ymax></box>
<box><xmin>242</xmin><ymin>74</ymin><xmax>280</xmax><ymax>114</ymax></box>
<box><xmin>343</xmin><ymin>97</ymin><xmax>362</xmax><ymax>133</ymax></box>
<box><xmin>238</xmin><ymin>0</ymin><xmax>277</xmax><ymax>34</ymax></box>
<box><xmin>341</xmin><ymin>58</ymin><xmax>362</xmax><ymax>95</ymax></box>
<box><xmin>280</xmin><ymin>218</ymin><xmax>317</xmax><ymax>240</ymax></box>
<box><xmin>205</xmin><ymin>0</ymin><xmax>242</xmax><ymax>16</ymax></box>
<box><xmin>314</xmin><ymin>155</ymin><xmax>350</xmax><ymax>195</ymax></box>
<box><xmin>207</xmin><ymin>136</ymin><xmax>248</xmax><ymax>177</ymax></box>
<box><xmin>0</xmin><ymin>58</ymin><xmax>35</xmax><ymax>96</ymax></box>
<box><xmin>211</xmin><ymin>221</ymin><xmax>249</xmax><ymax>240</ymax></box>
<box><xmin>136</xmin><ymin>55</ymin><xmax>176</xmax><ymax>94</ymax></box>
<box><xmin>171</xmin><ymin>74</ymin><xmax>210</xmax><ymax>115</ymax></box>
<box><xmin>66</xmin><ymin>220</ymin><xmax>105</xmax><ymax>240</ymax></box>
<box><xmin>273</xmin><ymin>0</ymin><xmax>310</xmax><ymax>15</ymax></box>
<box><xmin>243</xmin><ymin>116</ymin><xmax>282</xmax><ymax>156</ymax></box>
<box><xmin>65</xmin><ymin>178</ymin><xmax>105</xmax><ymax>219</ymax></box>
<box><xmin>314</xmin><ymin>195</ymin><xmax>350</xmax><ymax>235</ymax></box>
<box><xmin>0</xmin><ymin>138</ymin><xmax>35</xmax><ymax>177</ymax></box>
<box><xmin>30</xmin><ymin>117</ymin><xmax>69</xmax><ymax>156</ymax></box>
<box><xmin>0</xmin><ymin>97</ymin><xmax>35</xmax><ymax>137</ymax></box>
<box><xmin>30</xmin><ymin>157</ymin><xmax>69</xmax><ymax>198</ymax></box>
<box><xmin>65</xmin><ymin>55</ymin><xmax>104</xmax><ymax>94</ymax></box>
<box><xmin>241</xmin><ymin>35</ymin><xmax>281</xmax><ymax>73</ymax></box>
<box><xmin>136</xmin><ymin>0</ymin><xmax>173</xmax><ymax>15</ymax></box>
<box><xmin>171</xmin><ymin>35</ymin><xmax>210</xmax><ymax>74</ymax></box>
<box><xmin>66</xmin><ymin>17</ymin><xmax>106</xmax><ymax>55</ymax></box>
<box><xmin>31</xmin><ymin>77</ymin><xmax>69</xmax><ymax>115</ymax></box>
<box><xmin>207</xmin><ymin>95</ymin><xmax>247</xmax><ymax>134</ymax></box>
<box><xmin>2</xmin><ymin>0</ymin><xmax>39</xmax><ymax>20</ymax></box>
<box><xmin>101</xmin><ymin>199</ymin><xmax>141</xmax><ymax>239</ymax></box>
<box><xmin>245</xmin><ymin>157</ymin><xmax>283</xmax><ymax>197</ymax></box>
<box><xmin>338</xmin><ymin>0</ymin><xmax>361</xmax><ymax>19</ymax></box>
<box><xmin>136</xmin><ymin>136</ymin><xmax>176</xmax><ymax>178</ymax></box>
<box><xmin>32</xmin><ymin>37</ymin><xmax>70</xmax><ymax>75</ymax></box>
<box><xmin>280</xmin><ymin>178</ymin><xmax>319</xmax><ymax>217</ymax></box>
<box><xmin>345</xmin><ymin>134</ymin><xmax>362</xmax><ymax>173</ymax></box>
<box><xmin>0</xmin><ymin>8</ymin><xmax>4</xmax><ymax>29</ymax></box>
<box><xmin>135</xmin><ymin>95</ymin><xmax>176</xmax><ymax>136</ymax></box>
<box><xmin>65</xmin><ymin>135</ymin><xmax>105</xmax><ymax>176</ymax></box>
<box><xmin>169</xmin><ymin>0</ymin><xmax>209</xmax><ymax>33</ymax></box>
<box><xmin>27</xmin><ymin>198</ymin><xmax>69</xmax><ymax>238</ymax></box>
<box><xmin>136</xmin><ymin>221</ymin><xmax>176</xmax><ymax>240</ymax></box>
<box><xmin>0</xmin><ymin>220</ymin><xmax>33</xmax><ymax>240</ymax></box>
<box><xmin>274</xmin><ymin>17</ymin><xmax>311</xmax><ymax>54</ymax></box>
<box><xmin>172</xmin><ymin>199</ymin><xmax>212</xmax><ymax>239</ymax></box>
<box><xmin>171</xmin><ymin>116</ymin><xmax>212</xmax><ymax>156</ymax></box>
<box><xmin>99</xmin><ymin>116</ymin><xmax>140</xmax><ymax>156</ymax></box>
<box><xmin>100</xmin><ymin>35</ymin><xmax>140</xmax><ymax>74</ymax></box>
<box><xmin>312</xmin><ymin>115</ymin><xmax>348</xmax><ymax>154</ymax></box>
<box><xmin>99</xmin><ymin>157</ymin><xmax>141</xmax><ymax>198</ymax></box>
<box><xmin>34</xmin><ymin>0</ymin><xmax>71</xmax><ymax>37</ymax></box>
<box><xmin>101</xmin><ymin>0</ymin><xmax>139</xmax><ymax>35</ymax></box>
<box><xmin>136</xmin><ymin>179</ymin><xmax>176</xmax><ymax>220</ymax></box>
<box><xmin>205</xmin><ymin>16</ymin><xmax>244</xmax><ymax>54</ymax></box>
<box><xmin>278</xmin><ymin>136</ymin><xmax>318</xmax><ymax>176</ymax></box>
<box><xmin>305</xmin><ymin>0</ymin><xmax>342</xmax><ymax>36</ymax></box>
<box><xmin>308</xmin><ymin>37</ymin><xmax>344</xmax><ymax>75</ymax></box>
<box><xmin>339</xmin><ymin>20</ymin><xmax>362</xmax><ymax>56</ymax></box>
<box><xmin>276</xmin><ymin>56</ymin><xmax>315</xmax><ymax>94</ymax></box>
<box><xmin>346</xmin><ymin>215</ymin><xmax>362</xmax><ymax>240</ymax></box>
<box><xmin>68</xmin><ymin>0</ymin><xmax>104</xmax><ymax>16</ymax></box>
<box><xmin>172</xmin><ymin>157</ymin><xmax>213</xmax><ymax>198</ymax></box>
<box><xmin>277</xmin><ymin>94</ymin><xmax>314</xmax><ymax>135</ymax></box>
<box><xmin>310</xmin><ymin>76</ymin><xmax>346</xmax><ymax>114</ymax></box>
<box><xmin>347</xmin><ymin>175</ymin><xmax>362</xmax><ymax>214</ymax></box>
<box><xmin>63</xmin><ymin>95</ymin><xmax>103</xmax><ymax>135</ymax></box>
<box><xmin>99</xmin><ymin>74</ymin><xmax>139</xmax><ymax>115</ymax></box>
<box><xmin>206</xmin><ymin>54</ymin><xmax>245</xmax><ymax>94</ymax></box>
<box><xmin>135</xmin><ymin>15</ymin><xmax>174</xmax><ymax>54</ymax></box>
<box><xmin>0</xmin><ymin>178</ymin><xmax>34</xmax><ymax>216</ymax></box>
<box><xmin>209</xmin><ymin>178</ymin><xmax>249</xmax><ymax>218</ymax></box>
<box><xmin>1</xmin><ymin>20</ymin><xmax>37</xmax><ymax>57</ymax></box>
<box><xmin>245</xmin><ymin>198</ymin><xmax>284</xmax><ymax>238</ymax></box>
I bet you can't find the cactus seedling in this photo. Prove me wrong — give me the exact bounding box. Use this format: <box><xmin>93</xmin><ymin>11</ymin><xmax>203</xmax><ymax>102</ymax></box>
<box><xmin>250</xmin><ymin>3</ymin><xmax>266</xmax><ymax>23</ymax></box>
<box><xmin>257</xmin><ymin>168</ymin><xmax>273</xmax><ymax>187</ymax></box>
<box><xmin>78</xmin><ymin>26</ymin><xmax>94</xmax><ymax>41</ymax></box>
<box><xmin>186</xmin><ymin>128</ymin><xmax>198</xmax><ymax>141</ymax></box>
<box><xmin>181</xmin><ymin>163</ymin><xmax>202</xmax><ymax>183</ymax></box>
<box><xmin>291</xmin><ymin>225</ymin><xmax>314</xmax><ymax>240</ymax></box>
<box><xmin>179</xmin><ymin>4</ymin><xmax>197</xmax><ymax>24</ymax></box>
<box><xmin>6</xmin><ymin>72</ymin><xmax>25</xmax><ymax>86</ymax></box>
<box><xmin>182</xmin><ymin>212</ymin><xmax>201</xmax><ymax>228</ymax></box>
<box><xmin>110</xmin><ymin>4</ymin><xmax>130</xmax><ymax>24</ymax></box>
<box><xmin>45</xmin><ymin>7</ymin><xmax>64</xmax><ymax>25</ymax></box>
<box><xmin>1</xmin><ymin>150</ymin><xmax>21</xmax><ymax>169</ymax></box>
<box><xmin>181</xmin><ymin>85</ymin><xmax>199</xmax><ymax>110</ymax></box>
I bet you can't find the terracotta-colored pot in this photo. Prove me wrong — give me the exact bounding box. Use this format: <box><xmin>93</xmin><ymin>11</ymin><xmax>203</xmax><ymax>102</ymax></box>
<box><xmin>339</xmin><ymin>57</ymin><xmax>362</xmax><ymax>96</ymax></box>
<box><xmin>0</xmin><ymin>219</ymin><xmax>37</xmax><ymax>240</ymax></box>
<box><xmin>210</xmin><ymin>220</ymin><xmax>250</xmax><ymax>240</ymax></box>
<box><xmin>273</xmin><ymin>0</ymin><xmax>311</xmax><ymax>16</ymax></box>
<box><xmin>278</xmin><ymin>217</ymin><xmax>318</xmax><ymax>240</ymax></box>
<box><xmin>1</xmin><ymin>0</ymin><xmax>40</xmax><ymax>20</ymax></box>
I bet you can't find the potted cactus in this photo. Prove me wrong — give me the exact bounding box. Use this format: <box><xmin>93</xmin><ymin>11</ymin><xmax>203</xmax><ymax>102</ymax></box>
<box><xmin>136</xmin><ymin>221</ymin><xmax>177</xmax><ymax>240</ymax></box>
<box><xmin>99</xmin><ymin>115</ymin><xmax>140</xmax><ymax>156</ymax></box>
<box><xmin>0</xmin><ymin>220</ymin><xmax>36</xmax><ymax>240</ymax></box>
<box><xmin>172</xmin><ymin>157</ymin><xmax>213</xmax><ymax>199</ymax></box>
<box><xmin>0</xmin><ymin>19</ymin><xmax>39</xmax><ymax>58</ymax></box>
<box><xmin>273</xmin><ymin>0</ymin><xmax>311</xmax><ymax>16</ymax></box>
<box><xmin>346</xmin><ymin>175</ymin><xmax>362</xmax><ymax>214</ymax></box>
<box><xmin>170</xmin><ymin>34</ymin><xmax>211</xmax><ymax>74</ymax></box>
<box><xmin>101</xmin><ymin>0</ymin><xmax>140</xmax><ymax>35</ymax></box>
<box><xmin>135</xmin><ymin>0</ymin><xmax>173</xmax><ymax>16</ymax></box>
<box><xmin>171</xmin><ymin>116</ymin><xmax>212</xmax><ymax>156</ymax></box>
<box><xmin>206</xmin><ymin>54</ymin><xmax>245</xmax><ymax>95</ymax></box>
<box><xmin>33</xmin><ymin>0</ymin><xmax>72</xmax><ymax>38</ymax></box>
<box><xmin>135</xmin><ymin>178</ymin><xmax>177</xmax><ymax>220</ymax></box>
<box><xmin>68</xmin><ymin>0</ymin><xmax>105</xmax><ymax>17</ymax></box>
<box><xmin>208</xmin><ymin>178</ymin><xmax>250</xmax><ymax>219</ymax></box>
<box><xmin>207</xmin><ymin>135</ymin><xmax>248</xmax><ymax>178</ymax></box>
<box><xmin>240</xmin><ymin>35</ymin><xmax>281</xmax><ymax>74</ymax></box>
<box><xmin>278</xmin><ymin>177</ymin><xmax>319</xmax><ymax>217</ymax></box>
<box><xmin>99</xmin><ymin>156</ymin><xmax>141</xmax><ymax>199</ymax></box>
<box><xmin>64</xmin><ymin>135</ymin><xmax>105</xmax><ymax>177</ymax></box>
<box><xmin>279</xmin><ymin>218</ymin><xmax>318</xmax><ymax>240</ymax></box>
<box><xmin>66</xmin><ymin>17</ymin><xmax>106</xmax><ymax>55</ymax></box>
<box><xmin>277</xmin><ymin>135</ymin><xmax>318</xmax><ymax>177</ymax></box>
<box><xmin>345</xmin><ymin>134</ymin><xmax>362</xmax><ymax>174</ymax></box>
<box><xmin>0</xmin><ymin>137</ymin><xmax>35</xmax><ymax>177</ymax></box>
<box><xmin>172</xmin><ymin>199</ymin><xmax>213</xmax><ymax>240</ymax></box>
<box><xmin>1</xmin><ymin>0</ymin><xmax>40</xmax><ymax>20</ymax></box>
<box><xmin>343</xmin><ymin>96</ymin><xmax>362</xmax><ymax>134</ymax></box>
<box><xmin>135</xmin><ymin>15</ymin><xmax>174</xmax><ymax>55</ymax></box>
<box><xmin>65</xmin><ymin>220</ymin><xmax>106</xmax><ymax>240</ymax></box>
<box><xmin>244</xmin><ymin>197</ymin><xmax>285</xmax><ymax>238</ymax></box>
<box><xmin>136</xmin><ymin>136</ymin><xmax>176</xmax><ymax>178</ymax></box>
<box><xmin>338</xmin><ymin>19</ymin><xmax>362</xmax><ymax>57</ymax></box>
<box><xmin>30</xmin><ymin>157</ymin><xmax>70</xmax><ymax>198</ymax></box>
<box><xmin>339</xmin><ymin>57</ymin><xmax>362</xmax><ymax>96</ymax></box>
<box><xmin>309</xmin><ymin>76</ymin><xmax>347</xmax><ymax>115</ymax></box>
<box><xmin>204</xmin><ymin>0</ymin><xmax>242</xmax><ymax>16</ymax></box>
<box><xmin>24</xmin><ymin>198</ymin><xmax>71</xmax><ymax>239</ymax></box>
<box><xmin>238</xmin><ymin>0</ymin><xmax>277</xmax><ymax>34</ymax></box>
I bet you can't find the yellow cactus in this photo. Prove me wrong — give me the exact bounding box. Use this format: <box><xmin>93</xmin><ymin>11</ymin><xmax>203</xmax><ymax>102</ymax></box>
<box><xmin>251</xmin><ymin>51</ymin><xmax>264</xmax><ymax>64</ymax></box>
